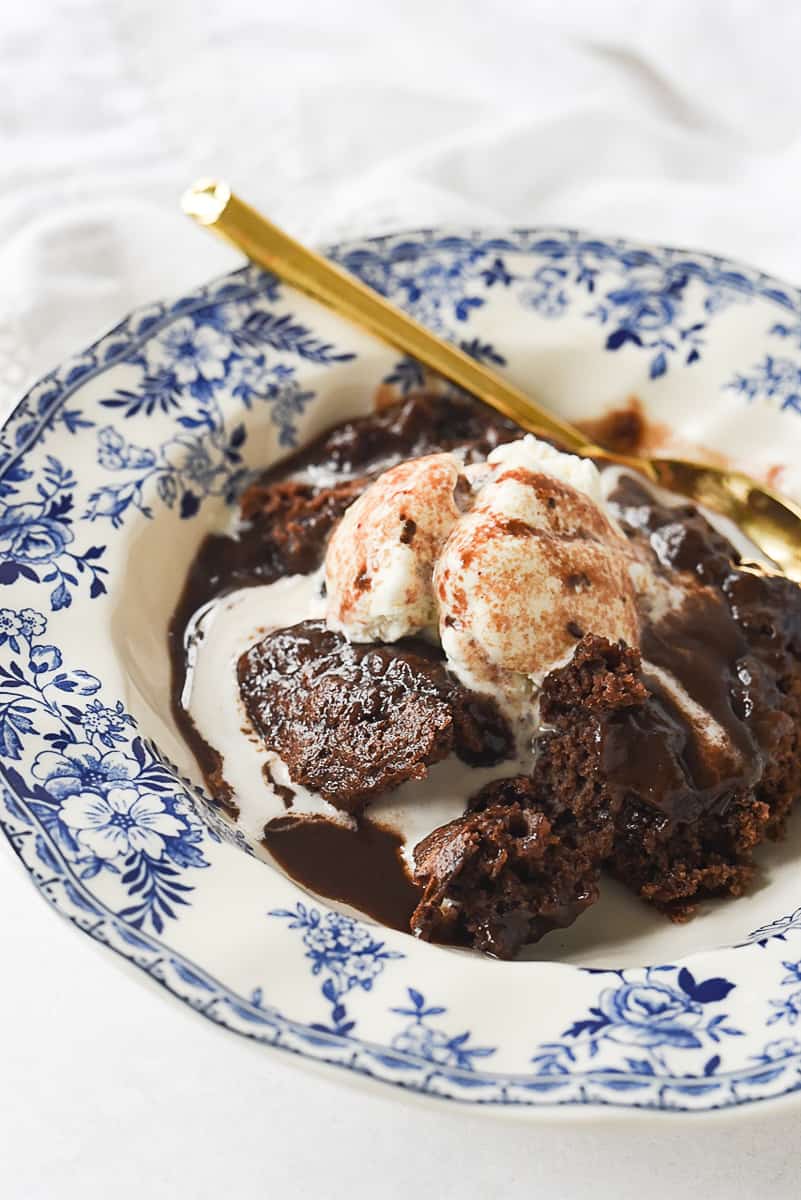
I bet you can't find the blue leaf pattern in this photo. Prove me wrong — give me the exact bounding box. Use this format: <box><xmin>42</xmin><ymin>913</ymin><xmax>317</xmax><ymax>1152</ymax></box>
<box><xmin>726</xmin><ymin>353</ymin><xmax>801</xmax><ymax>417</ymax></box>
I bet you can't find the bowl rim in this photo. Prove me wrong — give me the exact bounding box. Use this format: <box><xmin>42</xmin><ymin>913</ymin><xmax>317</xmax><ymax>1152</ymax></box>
<box><xmin>2</xmin><ymin>225</ymin><xmax>801</xmax><ymax>1121</ymax></box>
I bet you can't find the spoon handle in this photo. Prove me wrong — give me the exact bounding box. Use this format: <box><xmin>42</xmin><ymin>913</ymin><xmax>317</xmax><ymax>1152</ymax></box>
<box><xmin>182</xmin><ymin>179</ymin><xmax>589</xmax><ymax>453</ymax></box>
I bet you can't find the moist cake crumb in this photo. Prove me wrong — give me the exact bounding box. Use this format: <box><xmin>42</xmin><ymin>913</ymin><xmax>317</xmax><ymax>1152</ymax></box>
<box><xmin>237</xmin><ymin>619</ymin><xmax>513</xmax><ymax>812</ymax></box>
<box><xmin>411</xmin><ymin>637</ymin><xmax>645</xmax><ymax>956</ymax></box>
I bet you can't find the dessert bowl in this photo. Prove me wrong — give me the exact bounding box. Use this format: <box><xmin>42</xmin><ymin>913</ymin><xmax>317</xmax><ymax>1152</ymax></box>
<box><xmin>2</xmin><ymin>228</ymin><xmax>800</xmax><ymax>1116</ymax></box>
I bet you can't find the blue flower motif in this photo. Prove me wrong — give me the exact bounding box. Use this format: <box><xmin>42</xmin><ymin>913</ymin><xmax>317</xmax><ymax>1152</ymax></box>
<box><xmin>301</xmin><ymin>910</ymin><xmax>385</xmax><ymax>989</ymax></box>
<box><xmin>768</xmin><ymin>988</ymin><xmax>801</xmax><ymax>1027</ymax></box>
<box><xmin>163</xmin><ymin>435</ymin><xmax>227</xmax><ymax>492</ymax></box>
<box><xmin>0</xmin><ymin>600</ymin><xmax>210</xmax><ymax>927</ymax></box>
<box><xmin>228</xmin><ymin>351</ymin><xmax>269</xmax><ymax>399</ymax></box>
<box><xmin>0</xmin><ymin>501</ymin><xmax>74</xmax><ymax>567</ymax></box>
<box><xmin>265</xmin><ymin>377</ymin><xmax>316</xmax><ymax>447</ymax></box>
<box><xmin>0</xmin><ymin>608</ymin><xmax>22</xmax><ymax>648</ymax></box>
<box><xmin>77</xmin><ymin>294</ymin><xmax>360</xmax><ymax>532</ymax></box>
<box><xmin>520</xmin><ymin>265</ymin><xmax>570</xmax><ymax>317</ymax></box>
<box><xmin>270</xmin><ymin>904</ymin><xmax>402</xmax><ymax>1034</ymax></box>
<box><xmin>360</xmin><ymin>251</ymin><xmax>487</xmax><ymax>332</ymax></box>
<box><xmin>391</xmin><ymin>1023</ymin><xmax>457</xmax><ymax>1064</ymax></box>
<box><xmin>605</xmin><ymin>276</ymin><xmax>682</xmax><ymax>333</ymax></box>
<box><xmin>79</xmin><ymin>698</ymin><xmax>135</xmax><ymax>746</ymax></box>
<box><xmin>84</xmin><ymin>483</ymin><xmax>140</xmax><ymax>526</ymax></box>
<box><xmin>96</xmin><ymin>426</ymin><xmax>155</xmax><ymax>471</ymax></box>
<box><xmin>28</xmin><ymin>644</ymin><xmax>62</xmax><ymax>673</ymax></box>
<box><xmin>727</xmin><ymin>354</ymin><xmax>801</xmax><ymax>417</ymax></box>
<box><xmin>596</xmin><ymin>980</ymin><xmax>704</xmax><ymax>1048</ymax></box>
<box><xmin>32</xmin><ymin>742</ymin><xmax>142</xmax><ymax>800</ymax></box>
<box><xmin>61</xmin><ymin>785</ymin><xmax>186</xmax><ymax>860</ymax></box>
<box><xmin>18</xmin><ymin>608</ymin><xmax>46</xmax><ymax>638</ymax></box>
<box><xmin>97</xmin><ymin>427</ymin><xmax>128</xmax><ymax>470</ymax></box>
<box><xmin>533</xmin><ymin>966</ymin><xmax>740</xmax><ymax>1078</ymax></box>
<box><xmin>0</xmin><ymin>459</ymin><xmax>106</xmax><ymax>607</ymax></box>
<box><xmin>149</xmin><ymin>319</ymin><xmax>230</xmax><ymax>385</ymax></box>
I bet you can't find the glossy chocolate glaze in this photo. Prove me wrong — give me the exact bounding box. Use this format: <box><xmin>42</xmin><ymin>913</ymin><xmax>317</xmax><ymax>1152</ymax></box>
<box><xmin>604</xmin><ymin>476</ymin><xmax>799</xmax><ymax>825</ymax></box>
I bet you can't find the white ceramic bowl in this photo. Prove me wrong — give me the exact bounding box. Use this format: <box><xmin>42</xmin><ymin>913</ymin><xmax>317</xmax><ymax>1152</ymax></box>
<box><xmin>2</xmin><ymin>230</ymin><xmax>800</xmax><ymax>1117</ymax></box>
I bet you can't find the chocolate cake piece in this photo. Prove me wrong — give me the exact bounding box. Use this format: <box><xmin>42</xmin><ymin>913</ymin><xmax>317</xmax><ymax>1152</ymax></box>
<box><xmin>238</xmin><ymin>620</ymin><xmax>512</xmax><ymax>812</ymax></box>
<box><xmin>411</xmin><ymin>804</ymin><xmax>599</xmax><ymax>958</ymax></box>
<box><xmin>237</xmin><ymin>476</ymin><xmax>365</xmax><ymax>578</ymax></box>
<box><xmin>252</xmin><ymin>391</ymin><xmax>520</xmax><ymax>487</ymax></box>
<box><xmin>412</xmin><ymin>637</ymin><xmax>645</xmax><ymax>957</ymax></box>
<box><xmin>604</xmin><ymin>476</ymin><xmax>801</xmax><ymax>917</ymax></box>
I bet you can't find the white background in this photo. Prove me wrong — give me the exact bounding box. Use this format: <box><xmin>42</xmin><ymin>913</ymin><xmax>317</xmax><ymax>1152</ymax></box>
<box><xmin>2</xmin><ymin>2</ymin><xmax>801</xmax><ymax>1196</ymax></box>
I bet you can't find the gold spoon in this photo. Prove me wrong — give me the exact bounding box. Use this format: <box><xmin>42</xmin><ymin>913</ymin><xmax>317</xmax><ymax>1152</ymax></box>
<box><xmin>182</xmin><ymin>178</ymin><xmax>801</xmax><ymax>582</ymax></box>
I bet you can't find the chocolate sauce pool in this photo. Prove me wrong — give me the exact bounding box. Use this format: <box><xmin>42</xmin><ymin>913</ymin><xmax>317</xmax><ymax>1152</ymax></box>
<box><xmin>263</xmin><ymin>815</ymin><xmax>421</xmax><ymax>931</ymax></box>
<box><xmin>169</xmin><ymin>393</ymin><xmax>798</xmax><ymax>936</ymax></box>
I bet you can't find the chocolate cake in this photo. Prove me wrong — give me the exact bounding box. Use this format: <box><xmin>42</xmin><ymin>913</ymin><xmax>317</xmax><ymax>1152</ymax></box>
<box><xmin>605</xmin><ymin>476</ymin><xmax>801</xmax><ymax>917</ymax></box>
<box><xmin>170</xmin><ymin>392</ymin><xmax>801</xmax><ymax>960</ymax></box>
<box><xmin>237</xmin><ymin>620</ymin><xmax>512</xmax><ymax>811</ymax></box>
<box><xmin>411</xmin><ymin>637</ymin><xmax>645</xmax><ymax>955</ymax></box>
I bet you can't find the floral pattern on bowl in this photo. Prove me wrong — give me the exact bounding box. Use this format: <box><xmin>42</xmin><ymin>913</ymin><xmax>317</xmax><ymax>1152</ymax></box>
<box><xmin>1</xmin><ymin>231</ymin><xmax>801</xmax><ymax>1116</ymax></box>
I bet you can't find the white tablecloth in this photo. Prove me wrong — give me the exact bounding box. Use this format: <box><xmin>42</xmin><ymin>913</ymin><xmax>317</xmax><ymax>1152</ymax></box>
<box><xmin>2</xmin><ymin>3</ymin><xmax>800</xmax><ymax>1196</ymax></box>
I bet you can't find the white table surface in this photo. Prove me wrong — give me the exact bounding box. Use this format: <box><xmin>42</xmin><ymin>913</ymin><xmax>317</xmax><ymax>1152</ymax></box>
<box><xmin>2</xmin><ymin>2</ymin><xmax>800</xmax><ymax>1196</ymax></box>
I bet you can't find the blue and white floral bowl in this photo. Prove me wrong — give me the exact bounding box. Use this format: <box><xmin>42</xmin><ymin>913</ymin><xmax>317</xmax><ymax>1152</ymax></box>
<box><xmin>2</xmin><ymin>229</ymin><xmax>801</xmax><ymax>1118</ymax></box>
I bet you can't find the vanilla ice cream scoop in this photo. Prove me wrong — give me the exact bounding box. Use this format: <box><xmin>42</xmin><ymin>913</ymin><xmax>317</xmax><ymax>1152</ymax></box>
<box><xmin>435</xmin><ymin>437</ymin><xmax>640</xmax><ymax>695</ymax></box>
<box><xmin>325</xmin><ymin>435</ymin><xmax>640</xmax><ymax>713</ymax></box>
<box><xmin>325</xmin><ymin>452</ymin><xmax>463</xmax><ymax>642</ymax></box>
